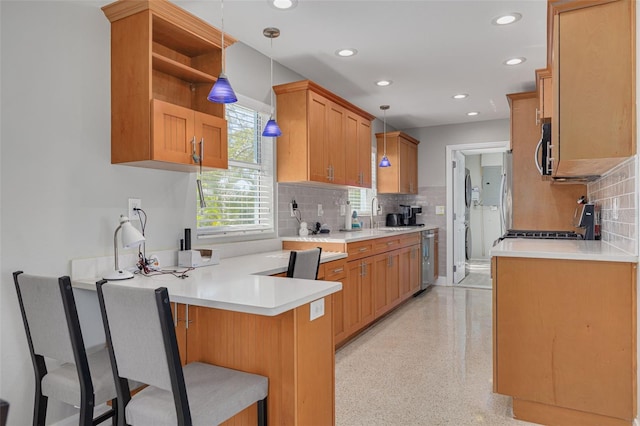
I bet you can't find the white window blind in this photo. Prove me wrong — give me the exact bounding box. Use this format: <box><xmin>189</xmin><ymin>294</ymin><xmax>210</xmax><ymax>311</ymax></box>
<box><xmin>348</xmin><ymin>151</ymin><xmax>377</xmax><ymax>215</ymax></box>
<box><xmin>197</xmin><ymin>101</ymin><xmax>274</xmax><ymax>236</ymax></box>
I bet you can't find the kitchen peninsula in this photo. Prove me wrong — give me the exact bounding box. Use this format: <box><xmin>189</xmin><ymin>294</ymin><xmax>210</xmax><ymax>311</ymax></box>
<box><xmin>491</xmin><ymin>239</ymin><xmax>637</xmax><ymax>426</ymax></box>
<box><xmin>73</xmin><ymin>250</ymin><xmax>345</xmax><ymax>425</ymax></box>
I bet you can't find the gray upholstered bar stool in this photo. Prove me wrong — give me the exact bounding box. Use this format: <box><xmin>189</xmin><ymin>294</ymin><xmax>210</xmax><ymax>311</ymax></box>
<box><xmin>286</xmin><ymin>247</ymin><xmax>322</xmax><ymax>279</ymax></box>
<box><xmin>97</xmin><ymin>281</ymin><xmax>268</xmax><ymax>426</ymax></box>
<box><xmin>13</xmin><ymin>272</ymin><xmax>120</xmax><ymax>426</ymax></box>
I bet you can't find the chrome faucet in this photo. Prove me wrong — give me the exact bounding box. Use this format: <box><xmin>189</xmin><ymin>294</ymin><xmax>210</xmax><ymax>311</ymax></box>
<box><xmin>370</xmin><ymin>196</ymin><xmax>378</xmax><ymax>229</ymax></box>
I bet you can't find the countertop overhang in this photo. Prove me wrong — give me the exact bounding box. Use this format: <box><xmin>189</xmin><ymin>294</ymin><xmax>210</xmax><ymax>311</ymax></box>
<box><xmin>73</xmin><ymin>250</ymin><xmax>346</xmax><ymax>316</ymax></box>
<box><xmin>491</xmin><ymin>239</ymin><xmax>638</xmax><ymax>263</ymax></box>
<box><xmin>280</xmin><ymin>225</ymin><xmax>437</xmax><ymax>243</ymax></box>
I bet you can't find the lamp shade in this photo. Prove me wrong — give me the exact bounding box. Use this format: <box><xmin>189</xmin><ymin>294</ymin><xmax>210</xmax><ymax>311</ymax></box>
<box><xmin>207</xmin><ymin>73</ymin><xmax>238</xmax><ymax>103</ymax></box>
<box><xmin>379</xmin><ymin>155</ymin><xmax>391</xmax><ymax>168</ymax></box>
<box><xmin>262</xmin><ymin>118</ymin><xmax>282</xmax><ymax>137</ymax></box>
<box><xmin>120</xmin><ymin>219</ymin><xmax>145</xmax><ymax>248</ymax></box>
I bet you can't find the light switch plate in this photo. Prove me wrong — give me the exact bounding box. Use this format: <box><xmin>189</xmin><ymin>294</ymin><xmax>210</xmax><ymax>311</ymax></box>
<box><xmin>435</xmin><ymin>205</ymin><xmax>445</xmax><ymax>215</ymax></box>
<box><xmin>310</xmin><ymin>298</ymin><xmax>325</xmax><ymax>321</ymax></box>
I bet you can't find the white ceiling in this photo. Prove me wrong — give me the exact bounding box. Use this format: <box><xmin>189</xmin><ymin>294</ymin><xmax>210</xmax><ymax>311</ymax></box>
<box><xmin>181</xmin><ymin>1</ymin><xmax>547</xmax><ymax>130</ymax></box>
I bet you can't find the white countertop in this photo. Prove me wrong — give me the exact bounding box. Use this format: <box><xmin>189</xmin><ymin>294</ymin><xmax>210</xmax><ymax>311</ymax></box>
<box><xmin>491</xmin><ymin>239</ymin><xmax>638</xmax><ymax>263</ymax></box>
<box><xmin>280</xmin><ymin>225</ymin><xmax>437</xmax><ymax>243</ymax></box>
<box><xmin>73</xmin><ymin>250</ymin><xmax>346</xmax><ymax>316</ymax></box>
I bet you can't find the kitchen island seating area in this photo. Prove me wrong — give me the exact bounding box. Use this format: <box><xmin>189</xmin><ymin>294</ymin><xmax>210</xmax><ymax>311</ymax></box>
<box><xmin>13</xmin><ymin>272</ymin><xmax>120</xmax><ymax>426</ymax></box>
<box><xmin>96</xmin><ymin>281</ymin><xmax>269</xmax><ymax>426</ymax></box>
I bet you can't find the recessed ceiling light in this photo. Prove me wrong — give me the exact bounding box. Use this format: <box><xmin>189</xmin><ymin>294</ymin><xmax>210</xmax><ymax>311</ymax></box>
<box><xmin>376</xmin><ymin>80</ymin><xmax>393</xmax><ymax>87</ymax></box>
<box><xmin>493</xmin><ymin>13</ymin><xmax>522</xmax><ymax>26</ymax></box>
<box><xmin>504</xmin><ymin>57</ymin><xmax>526</xmax><ymax>66</ymax></box>
<box><xmin>335</xmin><ymin>48</ymin><xmax>357</xmax><ymax>57</ymax></box>
<box><xmin>269</xmin><ymin>0</ymin><xmax>298</xmax><ymax>10</ymax></box>
<box><xmin>453</xmin><ymin>93</ymin><xmax>469</xmax><ymax>100</ymax></box>
<box><xmin>467</xmin><ymin>111</ymin><xmax>480</xmax><ymax>116</ymax></box>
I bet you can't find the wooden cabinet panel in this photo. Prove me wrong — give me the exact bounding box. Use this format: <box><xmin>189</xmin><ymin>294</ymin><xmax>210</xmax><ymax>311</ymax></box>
<box><xmin>346</xmin><ymin>239</ymin><xmax>375</xmax><ymax>261</ymax></box>
<box><xmin>550</xmin><ymin>0</ymin><xmax>635</xmax><ymax>177</ymax></box>
<box><xmin>185</xmin><ymin>301</ymin><xmax>335</xmax><ymax>425</ymax></box>
<box><xmin>408</xmin><ymin>245</ymin><xmax>421</xmax><ymax>294</ymax></box>
<box><xmin>494</xmin><ymin>257</ymin><xmax>637</xmax><ymax>423</ymax></box>
<box><xmin>358</xmin><ymin>118</ymin><xmax>372</xmax><ymax>188</ymax></box>
<box><xmin>360</xmin><ymin>257</ymin><xmax>375</xmax><ymax>326</ymax></box>
<box><xmin>376</xmin><ymin>132</ymin><xmax>420</xmax><ymax>194</ymax></box>
<box><xmin>103</xmin><ymin>1</ymin><xmax>231</xmax><ymax>172</ymax></box>
<box><xmin>274</xmin><ymin>80</ymin><xmax>374</xmax><ymax>187</ymax></box>
<box><xmin>535</xmin><ymin>68</ymin><xmax>552</xmax><ymax>123</ymax></box>
<box><xmin>345</xmin><ymin>112</ymin><xmax>372</xmax><ymax>188</ymax></box>
<box><xmin>373</xmin><ymin>251</ymin><xmax>400</xmax><ymax>317</ymax></box>
<box><xmin>507</xmin><ymin>92</ymin><xmax>585</xmax><ymax>230</ymax></box>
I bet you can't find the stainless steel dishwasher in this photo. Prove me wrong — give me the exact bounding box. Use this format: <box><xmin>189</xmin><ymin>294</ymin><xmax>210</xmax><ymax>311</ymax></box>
<box><xmin>421</xmin><ymin>229</ymin><xmax>436</xmax><ymax>290</ymax></box>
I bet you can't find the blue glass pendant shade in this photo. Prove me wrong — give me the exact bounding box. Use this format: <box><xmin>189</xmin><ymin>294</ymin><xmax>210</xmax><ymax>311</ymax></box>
<box><xmin>379</xmin><ymin>155</ymin><xmax>391</xmax><ymax>167</ymax></box>
<box><xmin>262</xmin><ymin>118</ymin><xmax>282</xmax><ymax>137</ymax></box>
<box><xmin>207</xmin><ymin>73</ymin><xmax>238</xmax><ymax>103</ymax></box>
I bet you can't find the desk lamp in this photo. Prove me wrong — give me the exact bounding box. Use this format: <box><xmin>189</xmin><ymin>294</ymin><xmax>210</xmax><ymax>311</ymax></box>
<box><xmin>103</xmin><ymin>215</ymin><xmax>145</xmax><ymax>281</ymax></box>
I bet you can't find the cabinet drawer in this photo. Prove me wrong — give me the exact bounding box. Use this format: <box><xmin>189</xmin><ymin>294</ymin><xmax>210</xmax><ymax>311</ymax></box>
<box><xmin>347</xmin><ymin>240</ymin><xmax>375</xmax><ymax>260</ymax></box>
<box><xmin>399</xmin><ymin>232</ymin><xmax>421</xmax><ymax>248</ymax></box>
<box><xmin>322</xmin><ymin>258</ymin><xmax>347</xmax><ymax>281</ymax></box>
<box><xmin>374</xmin><ymin>236</ymin><xmax>402</xmax><ymax>253</ymax></box>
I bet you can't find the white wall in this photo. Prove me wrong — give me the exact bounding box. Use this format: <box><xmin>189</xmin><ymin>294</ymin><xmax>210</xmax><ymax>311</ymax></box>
<box><xmin>405</xmin><ymin>119</ymin><xmax>510</xmax><ymax>187</ymax></box>
<box><xmin>0</xmin><ymin>2</ymin><xmax>303</xmax><ymax>424</ymax></box>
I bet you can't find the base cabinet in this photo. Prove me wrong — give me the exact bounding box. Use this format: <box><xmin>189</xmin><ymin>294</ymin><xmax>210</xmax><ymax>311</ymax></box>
<box><xmin>175</xmin><ymin>300</ymin><xmax>335</xmax><ymax>425</ymax></box>
<box><xmin>493</xmin><ymin>256</ymin><xmax>637</xmax><ymax>425</ymax></box>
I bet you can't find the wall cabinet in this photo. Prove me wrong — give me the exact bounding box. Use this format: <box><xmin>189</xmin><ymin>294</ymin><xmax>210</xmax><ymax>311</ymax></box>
<box><xmin>102</xmin><ymin>0</ymin><xmax>232</xmax><ymax>172</ymax></box>
<box><xmin>535</xmin><ymin>68</ymin><xmax>552</xmax><ymax>124</ymax></box>
<box><xmin>274</xmin><ymin>80</ymin><xmax>374</xmax><ymax>187</ymax></box>
<box><xmin>376</xmin><ymin>131</ymin><xmax>420</xmax><ymax>194</ymax></box>
<box><xmin>507</xmin><ymin>92</ymin><xmax>585</xmax><ymax>231</ymax></box>
<box><xmin>548</xmin><ymin>0</ymin><xmax>635</xmax><ymax>177</ymax></box>
<box><xmin>493</xmin><ymin>256</ymin><xmax>637</xmax><ymax>425</ymax></box>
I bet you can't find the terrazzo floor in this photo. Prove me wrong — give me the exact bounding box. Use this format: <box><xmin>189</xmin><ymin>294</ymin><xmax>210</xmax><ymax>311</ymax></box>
<box><xmin>335</xmin><ymin>286</ymin><xmax>536</xmax><ymax>426</ymax></box>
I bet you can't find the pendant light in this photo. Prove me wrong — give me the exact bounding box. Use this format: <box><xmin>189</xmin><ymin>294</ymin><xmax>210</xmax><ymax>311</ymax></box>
<box><xmin>262</xmin><ymin>27</ymin><xmax>282</xmax><ymax>137</ymax></box>
<box><xmin>379</xmin><ymin>105</ymin><xmax>391</xmax><ymax>167</ymax></box>
<box><xmin>207</xmin><ymin>0</ymin><xmax>237</xmax><ymax>103</ymax></box>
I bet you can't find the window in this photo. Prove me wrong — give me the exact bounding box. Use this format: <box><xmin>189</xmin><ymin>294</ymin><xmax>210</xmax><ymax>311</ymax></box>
<box><xmin>197</xmin><ymin>99</ymin><xmax>275</xmax><ymax>237</ymax></box>
<box><xmin>347</xmin><ymin>151</ymin><xmax>377</xmax><ymax>215</ymax></box>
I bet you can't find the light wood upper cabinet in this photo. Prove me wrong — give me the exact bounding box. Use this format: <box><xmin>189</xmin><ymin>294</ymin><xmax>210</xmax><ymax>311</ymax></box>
<box><xmin>274</xmin><ymin>80</ymin><xmax>374</xmax><ymax>188</ymax></box>
<box><xmin>535</xmin><ymin>68</ymin><xmax>552</xmax><ymax>124</ymax></box>
<box><xmin>507</xmin><ymin>92</ymin><xmax>585</xmax><ymax>230</ymax></box>
<box><xmin>549</xmin><ymin>0</ymin><xmax>636</xmax><ymax>177</ymax></box>
<box><xmin>376</xmin><ymin>131</ymin><xmax>420</xmax><ymax>194</ymax></box>
<box><xmin>102</xmin><ymin>0</ymin><xmax>232</xmax><ymax>172</ymax></box>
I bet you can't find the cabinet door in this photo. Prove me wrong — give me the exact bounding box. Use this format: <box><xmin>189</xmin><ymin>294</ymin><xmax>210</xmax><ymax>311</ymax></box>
<box><xmin>407</xmin><ymin>142</ymin><xmax>418</xmax><ymax>194</ymax></box>
<box><xmin>373</xmin><ymin>253</ymin><xmax>389</xmax><ymax>317</ymax></box>
<box><xmin>327</xmin><ymin>101</ymin><xmax>346</xmax><ymax>184</ymax></box>
<box><xmin>495</xmin><ymin>257</ymin><xmax>636</xmax><ymax>420</ymax></box>
<box><xmin>360</xmin><ymin>257</ymin><xmax>375</xmax><ymax>326</ymax></box>
<box><xmin>195</xmin><ymin>111</ymin><xmax>228</xmax><ymax>169</ymax></box>
<box><xmin>399</xmin><ymin>140</ymin><xmax>411</xmax><ymax>193</ymax></box>
<box><xmin>386</xmin><ymin>251</ymin><xmax>400</xmax><ymax>308</ymax></box>
<box><xmin>344</xmin><ymin>261</ymin><xmax>361</xmax><ymax>336</ymax></box>
<box><xmin>152</xmin><ymin>99</ymin><xmax>195</xmax><ymax>164</ymax></box>
<box><xmin>555</xmin><ymin>0</ymin><xmax>634</xmax><ymax>174</ymax></box>
<box><xmin>344</xmin><ymin>112</ymin><xmax>360</xmax><ymax>186</ymax></box>
<box><xmin>308</xmin><ymin>91</ymin><xmax>330</xmax><ymax>183</ymax></box>
<box><xmin>399</xmin><ymin>247</ymin><xmax>412</xmax><ymax>299</ymax></box>
<box><xmin>358</xmin><ymin>117</ymin><xmax>372</xmax><ymax>188</ymax></box>
<box><xmin>333</xmin><ymin>286</ymin><xmax>346</xmax><ymax>345</ymax></box>
<box><xmin>409</xmin><ymin>245</ymin><xmax>421</xmax><ymax>294</ymax></box>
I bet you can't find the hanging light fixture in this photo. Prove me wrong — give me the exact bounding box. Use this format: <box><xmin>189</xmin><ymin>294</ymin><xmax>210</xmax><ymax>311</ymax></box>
<box><xmin>262</xmin><ymin>27</ymin><xmax>282</xmax><ymax>137</ymax></box>
<box><xmin>207</xmin><ymin>0</ymin><xmax>237</xmax><ymax>103</ymax></box>
<box><xmin>379</xmin><ymin>105</ymin><xmax>391</xmax><ymax>167</ymax></box>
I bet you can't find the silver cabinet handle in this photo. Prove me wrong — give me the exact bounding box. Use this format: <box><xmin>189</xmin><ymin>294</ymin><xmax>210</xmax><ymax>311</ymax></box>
<box><xmin>362</xmin><ymin>262</ymin><xmax>367</xmax><ymax>277</ymax></box>
<box><xmin>535</xmin><ymin>107</ymin><xmax>541</xmax><ymax>125</ymax></box>
<box><xmin>358</xmin><ymin>247</ymin><xmax>368</xmax><ymax>252</ymax></box>
<box><xmin>332</xmin><ymin>267</ymin><xmax>344</xmax><ymax>274</ymax></box>
<box><xmin>200</xmin><ymin>137</ymin><xmax>204</xmax><ymax>163</ymax></box>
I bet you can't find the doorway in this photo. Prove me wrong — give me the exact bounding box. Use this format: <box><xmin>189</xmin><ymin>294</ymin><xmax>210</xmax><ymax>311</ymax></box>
<box><xmin>445</xmin><ymin>141</ymin><xmax>509</xmax><ymax>287</ymax></box>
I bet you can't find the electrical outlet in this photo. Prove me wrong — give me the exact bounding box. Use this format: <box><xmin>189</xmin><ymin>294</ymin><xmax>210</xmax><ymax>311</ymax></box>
<box><xmin>310</xmin><ymin>298</ymin><xmax>325</xmax><ymax>321</ymax></box>
<box><xmin>128</xmin><ymin>198</ymin><xmax>142</xmax><ymax>220</ymax></box>
<box><xmin>317</xmin><ymin>204</ymin><xmax>323</xmax><ymax>216</ymax></box>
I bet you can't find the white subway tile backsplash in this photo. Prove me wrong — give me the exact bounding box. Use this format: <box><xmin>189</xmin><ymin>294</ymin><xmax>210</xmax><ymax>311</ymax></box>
<box><xmin>587</xmin><ymin>156</ymin><xmax>637</xmax><ymax>255</ymax></box>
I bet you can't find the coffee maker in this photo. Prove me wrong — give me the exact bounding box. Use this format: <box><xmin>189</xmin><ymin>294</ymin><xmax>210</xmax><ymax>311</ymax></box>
<box><xmin>399</xmin><ymin>205</ymin><xmax>422</xmax><ymax>226</ymax></box>
<box><xmin>578</xmin><ymin>203</ymin><xmax>600</xmax><ymax>240</ymax></box>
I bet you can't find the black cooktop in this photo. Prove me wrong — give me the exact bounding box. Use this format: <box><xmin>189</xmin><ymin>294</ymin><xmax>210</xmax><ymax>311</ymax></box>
<box><xmin>503</xmin><ymin>230</ymin><xmax>584</xmax><ymax>240</ymax></box>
